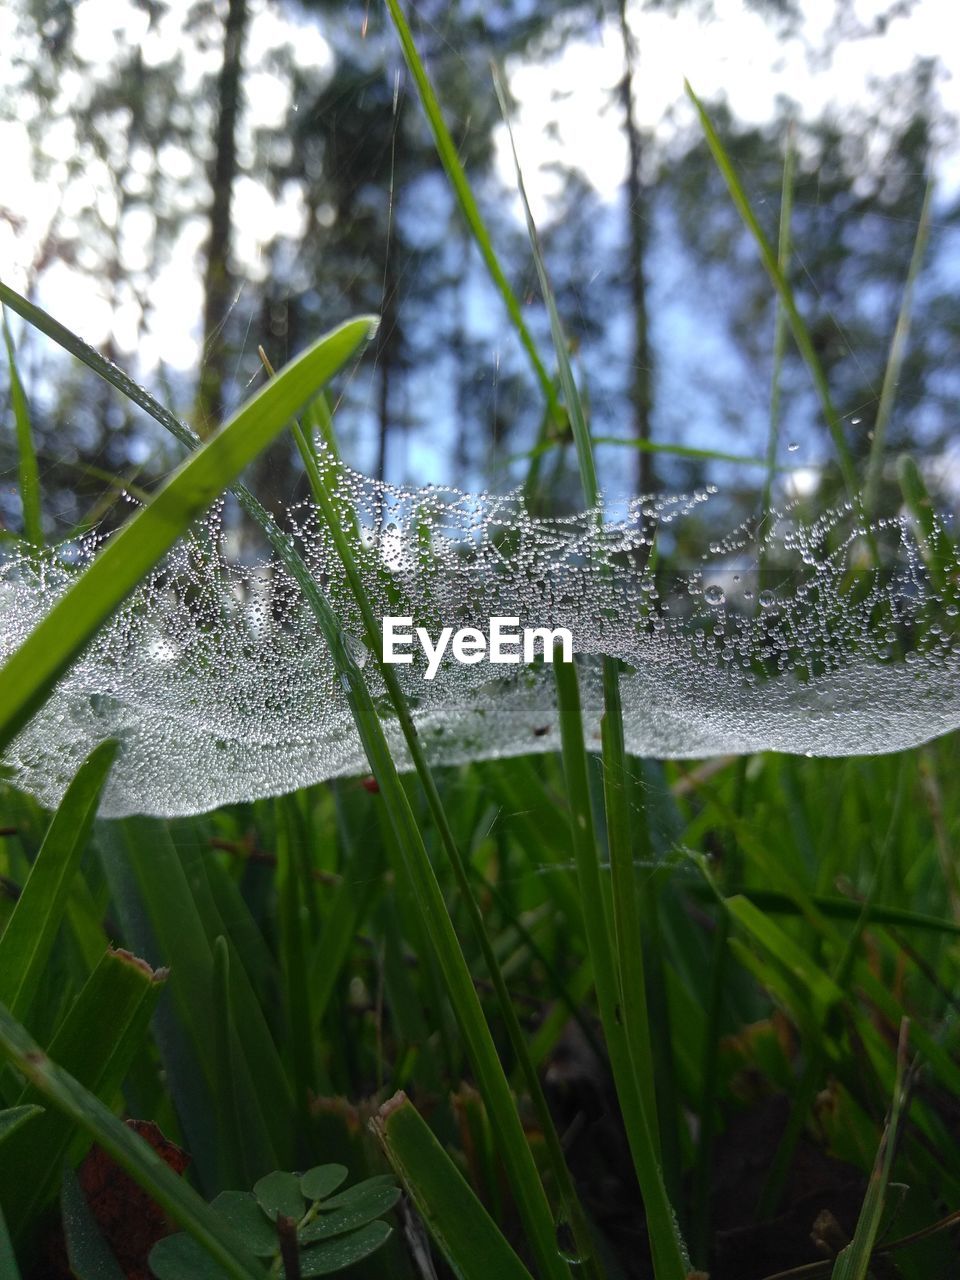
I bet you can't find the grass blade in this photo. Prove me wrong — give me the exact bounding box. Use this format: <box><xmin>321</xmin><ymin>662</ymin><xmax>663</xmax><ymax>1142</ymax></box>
<box><xmin>763</xmin><ymin>123</ymin><xmax>795</xmax><ymax>528</ymax></box>
<box><xmin>373</xmin><ymin>1091</ymin><xmax>535</xmax><ymax>1280</ymax></box>
<box><xmin>831</xmin><ymin>1021</ymin><xmax>912</xmax><ymax>1280</ymax></box>
<box><xmin>0</xmin><ymin>739</ymin><xmax>117</xmax><ymax>1022</ymax></box>
<box><xmin>685</xmin><ymin>83</ymin><xmax>860</xmax><ymax>502</ymax></box>
<box><xmin>1</xmin><ymin>306</ymin><xmax>42</xmax><ymax>545</ymax></box>
<box><xmin>0</xmin><ymin>313</ymin><xmax>377</xmax><ymax>752</ymax></box>
<box><xmin>383</xmin><ymin>0</ymin><xmax>563</xmax><ymax>439</ymax></box>
<box><xmin>864</xmin><ymin>178</ymin><xmax>934</xmax><ymax>515</ymax></box>
<box><xmin>553</xmin><ymin>658</ymin><xmax>689</xmax><ymax>1280</ymax></box>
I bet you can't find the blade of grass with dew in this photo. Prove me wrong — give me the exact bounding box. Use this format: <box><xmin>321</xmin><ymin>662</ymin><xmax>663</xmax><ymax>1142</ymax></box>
<box><xmin>0</xmin><ymin>739</ymin><xmax>117</xmax><ymax>1022</ymax></box>
<box><xmin>0</xmin><ymin>313</ymin><xmax>377</xmax><ymax>753</ymax></box>
<box><xmin>831</xmin><ymin>1021</ymin><xmax>912</xmax><ymax>1280</ymax></box>
<box><xmin>864</xmin><ymin>178</ymin><xmax>934</xmax><ymax>515</ymax></box>
<box><xmin>685</xmin><ymin>83</ymin><xmax>860</xmax><ymax>504</ymax></box>
<box><xmin>0</xmin><ymin>1003</ymin><xmax>265</xmax><ymax>1280</ymax></box>
<box><xmin>493</xmin><ymin>59</ymin><xmax>689</xmax><ymax>1252</ymax></box>
<box><xmin>763</xmin><ymin>122</ymin><xmax>795</xmax><ymax>530</ymax></box>
<box><xmin>257</xmin><ymin>348</ymin><xmax>588</xmax><ymax>1280</ymax></box>
<box><xmin>553</xmin><ymin>657</ymin><xmax>688</xmax><ymax>1280</ymax></box>
<box><xmin>2</xmin><ymin>305</ymin><xmax>42</xmax><ymax>546</ymax></box>
<box><xmin>373</xmin><ymin>1091</ymin><xmax>536</xmax><ymax>1280</ymax></box>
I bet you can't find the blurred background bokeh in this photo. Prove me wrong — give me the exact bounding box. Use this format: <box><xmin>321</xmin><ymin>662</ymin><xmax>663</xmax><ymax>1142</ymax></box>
<box><xmin>1</xmin><ymin>0</ymin><xmax>958</xmax><ymax>543</ymax></box>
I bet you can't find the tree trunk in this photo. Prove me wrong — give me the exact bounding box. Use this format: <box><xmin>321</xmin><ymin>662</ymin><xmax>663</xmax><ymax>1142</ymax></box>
<box><xmin>617</xmin><ymin>0</ymin><xmax>654</xmax><ymax>497</ymax></box>
<box><xmin>197</xmin><ymin>0</ymin><xmax>248</xmax><ymax>434</ymax></box>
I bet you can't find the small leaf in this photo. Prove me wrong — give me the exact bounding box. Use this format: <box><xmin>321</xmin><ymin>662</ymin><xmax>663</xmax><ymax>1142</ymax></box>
<box><xmin>211</xmin><ymin>1192</ymin><xmax>278</xmax><ymax>1259</ymax></box>
<box><xmin>299</xmin><ymin>1165</ymin><xmax>348</xmax><ymax>1203</ymax></box>
<box><xmin>296</xmin><ymin>1220</ymin><xmax>392</xmax><ymax>1277</ymax></box>
<box><xmin>298</xmin><ymin>1185</ymin><xmax>400</xmax><ymax>1245</ymax></box>
<box><xmin>253</xmin><ymin>1171</ymin><xmax>304</xmax><ymax>1224</ymax></box>
<box><xmin>149</xmin><ymin>1232</ymin><xmax>236</xmax><ymax>1280</ymax></box>
<box><xmin>312</xmin><ymin>1175</ymin><xmax>395</xmax><ymax>1213</ymax></box>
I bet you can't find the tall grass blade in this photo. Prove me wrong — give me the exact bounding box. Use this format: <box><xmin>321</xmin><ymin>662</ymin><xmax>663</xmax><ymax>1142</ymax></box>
<box><xmin>0</xmin><ymin>740</ymin><xmax>117</xmax><ymax>1022</ymax></box>
<box><xmin>2</xmin><ymin>307</ymin><xmax>42</xmax><ymax>546</ymax></box>
<box><xmin>494</xmin><ymin>63</ymin><xmax>689</xmax><ymax>1253</ymax></box>
<box><xmin>553</xmin><ymin>658</ymin><xmax>689</xmax><ymax>1280</ymax></box>
<box><xmin>763</xmin><ymin>123</ymin><xmax>795</xmax><ymax>528</ymax></box>
<box><xmin>864</xmin><ymin>179</ymin><xmax>934</xmax><ymax>515</ymax></box>
<box><xmin>383</xmin><ymin>0</ymin><xmax>563</xmax><ymax>443</ymax></box>
<box><xmin>831</xmin><ymin>1021</ymin><xmax>912</xmax><ymax>1279</ymax></box>
<box><xmin>373</xmin><ymin>1091</ymin><xmax>536</xmax><ymax>1280</ymax></box>
<box><xmin>685</xmin><ymin>83</ymin><xmax>860</xmax><ymax>502</ymax></box>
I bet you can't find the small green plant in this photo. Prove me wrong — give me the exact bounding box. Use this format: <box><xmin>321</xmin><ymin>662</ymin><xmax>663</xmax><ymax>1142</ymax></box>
<box><xmin>148</xmin><ymin>1166</ymin><xmax>399</xmax><ymax>1279</ymax></box>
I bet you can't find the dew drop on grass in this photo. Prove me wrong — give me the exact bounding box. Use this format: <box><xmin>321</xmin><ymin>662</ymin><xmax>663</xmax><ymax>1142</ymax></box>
<box><xmin>2</xmin><ymin>460</ymin><xmax>959</xmax><ymax>816</ymax></box>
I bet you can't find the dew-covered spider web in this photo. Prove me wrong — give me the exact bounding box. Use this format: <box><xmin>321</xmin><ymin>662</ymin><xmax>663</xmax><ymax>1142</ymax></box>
<box><xmin>1</xmin><ymin>455</ymin><xmax>958</xmax><ymax>817</ymax></box>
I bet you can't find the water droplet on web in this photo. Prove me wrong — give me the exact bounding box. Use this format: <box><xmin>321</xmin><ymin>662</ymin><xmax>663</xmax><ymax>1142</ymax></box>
<box><xmin>704</xmin><ymin>584</ymin><xmax>725</xmax><ymax>607</ymax></box>
<box><xmin>787</xmin><ymin>442</ymin><xmax>800</xmax><ymax>453</ymax></box>
<box><xmin>759</xmin><ymin>589</ymin><xmax>776</xmax><ymax>608</ymax></box>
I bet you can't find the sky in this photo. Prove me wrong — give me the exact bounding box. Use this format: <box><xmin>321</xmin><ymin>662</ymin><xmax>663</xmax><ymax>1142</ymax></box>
<box><xmin>1</xmin><ymin>0</ymin><xmax>957</xmax><ymax>498</ymax></box>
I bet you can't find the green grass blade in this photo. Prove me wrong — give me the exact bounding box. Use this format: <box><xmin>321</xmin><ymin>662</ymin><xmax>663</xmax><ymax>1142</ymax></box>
<box><xmin>0</xmin><ymin>279</ymin><xmax>198</xmax><ymax>451</ymax></box>
<box><xmin>0</xmin><ymin>314</ymin><xmax>376</xmax><ymax>753</ymax></box>
<box><xmin>492</xmin><ymin>64</ymin><xmax>597</xmax><ymax>508</ymax></box>
<box><xmin>495</xmin><ymin>63</ymin><xmax>689</xmax><ymax>1253</ymax></box>
<box><xmin>1</xmin><ymin>306</ymin><xmax>42</xmax><ymax>546</ymax></box>
<box><xmin>553</xmin><ymin>658</ymin><xmax>689</xmax><ymax>1280</ymax></box>
<box><xmin>0</xmin><ymin>1000</ymin><xmax>265</xmax><ymax>1280</ymax></box>
<box><xmin>685</xmin><ymin>82</ymin><xmax>860</xmax><ymax>502</ymax></box>
<box><xmin>517</xmin><ymin>434</ymin><xmax>809</xmax><ymax>471</ymax></box>
<box><xmin>0</xmin><ymin>739</ymin><xmax>117</xmax><ymax>1022</ymax></box>
<box><xmin>864</xmin><ymin>178</ymin><xmax>934</xmax><ymax>515</ymax></box>
<box><xmin>763</xmin><ymin>123</ymin><xmax>795</xmax><ymax>527</ymax></box>
<box><xmin>383</xmin><ymin>0</ymin><xmax>563</xmax><ymax>446</ymax></box>
<box><xmin>373</xmin><ymin>1091</ymin><xmax>535</xmax><ymax>1280</ymax></box>
<box><xmin>831</xmin><ymin>1022</ymin><xmax>912</xmax><ymax>1280</ymax></box>
<box><xmin>897</xmin><ymin>453</ymin><xmax>955</xmax><ymax>592</ymax></box>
